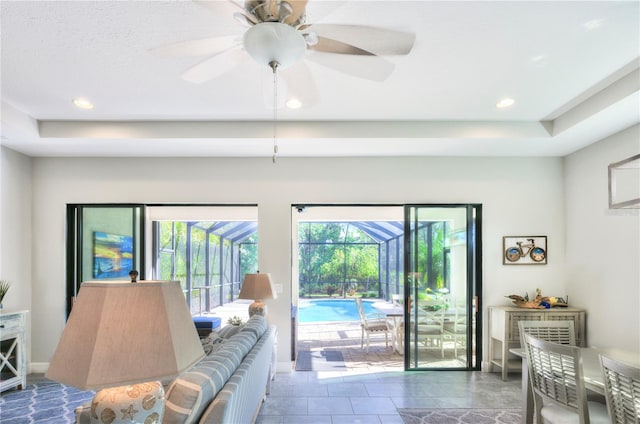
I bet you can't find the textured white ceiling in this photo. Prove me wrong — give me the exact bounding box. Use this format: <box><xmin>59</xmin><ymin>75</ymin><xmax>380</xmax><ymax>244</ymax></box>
<box><xmin>1</xmin><ymin>0</ymin><xmax>638</xmax><ymax>157</ymax></box>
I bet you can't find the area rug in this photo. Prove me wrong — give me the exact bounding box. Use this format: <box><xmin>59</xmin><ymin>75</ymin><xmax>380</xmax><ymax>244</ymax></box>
<box><xmin>0</xmin><ymin>380</ymin><xmax>94</xmax><ymax>424</ymax></box>
<box><xmin>295</xmin><ymin>350</ymin><xmax>347</xmax><ymax>371</ymax></box>
<box><xmin>398</xmin><ymin>408</ymin><xmax>521</xmax><ymax>424</ymax></box>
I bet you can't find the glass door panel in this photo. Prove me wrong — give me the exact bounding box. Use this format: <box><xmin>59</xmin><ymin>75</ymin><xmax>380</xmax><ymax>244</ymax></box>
<box><xmin>404</xmin><ymin>205</ymin><xmax>481</xmax><ymax>370</ymax></box>
<box><xmin>66</xmin><ymin>205</ymin><xmax>144</xmax><ymax>316</ymax></box>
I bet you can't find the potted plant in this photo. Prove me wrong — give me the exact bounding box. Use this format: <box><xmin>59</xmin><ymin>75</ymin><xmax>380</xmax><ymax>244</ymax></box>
<box><xmin>227</xmin><ymin>316</ymin><xmax>244</xmax><ymax>326</ymax></box>
<box><xmin>0</xmin><ymin>280</ymin><xmax>10</xmax><ymax>309</ymax></box>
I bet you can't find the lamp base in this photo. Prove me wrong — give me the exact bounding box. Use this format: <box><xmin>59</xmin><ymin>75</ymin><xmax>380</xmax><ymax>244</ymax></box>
<box><xmin>248</xmin><ymin>300</ymin><xmax>267</xmax><ymax>317</ymax></box>
<box><xmin>90</xmin><ymin>381</ymin><xmax>164</xmax><ymax>424</ymax></box>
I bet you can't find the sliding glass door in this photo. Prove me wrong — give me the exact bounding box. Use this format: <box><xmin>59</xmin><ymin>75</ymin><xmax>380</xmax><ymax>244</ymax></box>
<box><xmin>404</xmin><ymin>205</ymin><xmax>481</xmax><ymax>370</ymax></box>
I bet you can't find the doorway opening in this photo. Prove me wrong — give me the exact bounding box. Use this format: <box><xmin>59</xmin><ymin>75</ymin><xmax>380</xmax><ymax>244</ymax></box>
<box><xmin>291</xmin><ymin>204</ymin><xmax>481</xmax><ymax>371</ymax></box>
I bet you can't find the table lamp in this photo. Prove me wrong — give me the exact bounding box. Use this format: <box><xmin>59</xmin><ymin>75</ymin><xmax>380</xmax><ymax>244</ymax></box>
<box><xmin>46</xmin><ymin>281</ymin><xmax>204</xmax><ymax>424</ymax></box>
<box><xmin>238</xmin><ymin>272</ymin><xmax>277</xmax><ymax>317</ymax></box>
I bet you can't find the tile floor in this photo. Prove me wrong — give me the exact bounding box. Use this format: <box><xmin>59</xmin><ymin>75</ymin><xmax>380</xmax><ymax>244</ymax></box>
<box><xmin>256</xmin><ymin>368</ymin><xmax>522</xmax><ymax>423</ymax></box>
<box><xmin>255</xmin><ymin>321</ymin><xmax>522</xmax><ymax>423</ymax></box>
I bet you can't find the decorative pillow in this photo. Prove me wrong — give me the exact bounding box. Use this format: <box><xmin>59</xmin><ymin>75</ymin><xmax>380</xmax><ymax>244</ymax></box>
<box><xmin>225</xmin><ymin>331</ymin><xmax>257</xmax><ymax>358</ymax></box>
<box><xmin>241</xmin><ymin>315</ymin><xmax>267</xmax><ymax>338</ymax></box>
<box><xmin>164</xmin><ymin>354</ymin><xmax>237</xmax><ymax>424</ymax></box>
<box><xmin>200</xmin><ymin>334</ymin><xmax>224</xmax><ymax>356</ymax></box>
<box><xmin>217</xmin><ymin>324</ymin><xmax>243</xmax><ymax>339</ymax></box>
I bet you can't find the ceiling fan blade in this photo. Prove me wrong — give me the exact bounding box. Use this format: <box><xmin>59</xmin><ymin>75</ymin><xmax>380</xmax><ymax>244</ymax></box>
<box><xmin>306</xmin><ymin>52</ymin><xmax>395</xmax><ymax>82</ymax></box>
<box><xmin>282</xmin><ymin>62</ymin><xmax>318</xmax><ymax>108</ymax></box>
<box><xmin>150</xmin><ymin>36</ymin><xmax>239</xmax><ymax>58</ymax></box>
<box><xmin>306</xmin><ymin>24</ymin><xmax>415</xmax><ymax>56</ymax></box>
<box><xmin>308</xmin><ymin>36</ymin><xmax>376</xmax><ymax>56</ymax></box>
<box><xmin>282</xmin><ymin>0</ymin><xmax>308</xmax><ymax>26</ymax></box>
<box><xmin>261</xmin><ymin>62</ymin><xmax>317</xmax><ymax>109</ymax></box>
<box><xmin>181</xmin><ymin>45</ymin><xmax>246</xmax><ymax>83</ymax></box>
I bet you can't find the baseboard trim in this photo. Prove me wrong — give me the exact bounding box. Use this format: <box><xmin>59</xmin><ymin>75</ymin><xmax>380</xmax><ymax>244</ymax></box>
<box><xmin>30</xmin><ymin>362</ymin><xmax>49</xmax><ymax>374</ymax></box>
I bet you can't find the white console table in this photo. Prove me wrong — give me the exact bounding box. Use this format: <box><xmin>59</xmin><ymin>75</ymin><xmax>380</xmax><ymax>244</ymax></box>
<box><xmin>488</xmin><ymin>305</ymin><xmax>586</xmax><ymax>380</ymax></box>
<box><xmin>0</xmin><ymin>310</ymin><xmax>28</xmax><ymax>392</ymax></box>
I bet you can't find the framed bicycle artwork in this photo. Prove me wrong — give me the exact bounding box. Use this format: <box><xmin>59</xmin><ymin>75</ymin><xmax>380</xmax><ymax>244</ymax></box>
<box><xmin>503</xmin><ymin>236</ymin><xmax>547</xmax><ymax>265</ymax></box>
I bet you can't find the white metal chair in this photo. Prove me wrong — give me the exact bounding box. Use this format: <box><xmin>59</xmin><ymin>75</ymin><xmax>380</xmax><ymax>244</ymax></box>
<box><xmin>355</xmin><ymin>298</ymin><xmax>389</xmax><ymax>352</ymax></box>
<box><xmin>443</xmin><ymin>297</ymin><xmax>467</xmax><ymax>357</ymax></box>
<box><xmin>522</xmin><ymin>333</ymin><xmax>609</xmax><ymax>424</ymax></box>
<box><xmin>416</xmin><ymin>298</ymin><xmax>446</xmax><ymax>358</ymax></box>
<box><xmin>600</xmin><ymin>354</ymin><xmax>640</xmax><ymax>424</ymax></box>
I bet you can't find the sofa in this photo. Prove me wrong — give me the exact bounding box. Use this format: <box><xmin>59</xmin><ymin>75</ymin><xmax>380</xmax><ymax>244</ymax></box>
<box><xmin>75</xmin><ymin>314</ymin><xmax>277</xmax><ymax>424</ymax></box>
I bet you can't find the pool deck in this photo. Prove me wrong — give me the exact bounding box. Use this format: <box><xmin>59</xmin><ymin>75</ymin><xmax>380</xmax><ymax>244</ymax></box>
<box><xmin>209</xmin><ymin>299</ymin><xmax>466</xmax><ymax>370</ymax></box>
<box><xmin>297</xmin><ymin>320</ymin><xmax>405</xmax><ymax>370</ymax></box>
<box><xmin>208</xmin><ymin>300</ymin><xmax>403</xmax><ymax>369</ymax></box>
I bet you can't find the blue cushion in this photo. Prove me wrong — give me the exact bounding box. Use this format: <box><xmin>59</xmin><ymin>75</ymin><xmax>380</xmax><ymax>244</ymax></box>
<box><xmin>192</xmin><ymin>316</ymin><xmax>222</xmax><ymax>330</ymax></box>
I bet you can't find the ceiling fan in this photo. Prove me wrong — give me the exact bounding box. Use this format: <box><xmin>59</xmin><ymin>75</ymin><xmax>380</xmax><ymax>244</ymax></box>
<box><xmin>151</xmin><ymin>0</ymin><xmax>415</xmax><ymax>106</ymax></box>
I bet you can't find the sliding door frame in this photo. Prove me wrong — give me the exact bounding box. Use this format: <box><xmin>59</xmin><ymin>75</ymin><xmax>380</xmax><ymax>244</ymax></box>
<box><xmin>403</xmin><ymin>203</ymin><xmax>483</xmax><ymax>371</ymax></box>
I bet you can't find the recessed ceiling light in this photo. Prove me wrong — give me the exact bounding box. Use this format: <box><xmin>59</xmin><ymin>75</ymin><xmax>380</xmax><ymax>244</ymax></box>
<box><xmin>583</xmin><ymin>19</ymin><xmax>603</xmax><ymax>31</ymax></box>
<box><xmin>530</xmin><ymin>55</ymin><xmax>547</xmax><ymax>65</ymax></box>
<box><xmin>286</xmin><ymin>98</ymin><xmax>302</xmax><ymax>109</ymax></box>
<box><xmin>496</xmin><ymin>98</ymin><xmax>515</xmax><ymax>109</ymax></box>
<box><xmin>73</xmin><ymin>98</ymin><xmax>94</xmax><ymax>110</ymax></box>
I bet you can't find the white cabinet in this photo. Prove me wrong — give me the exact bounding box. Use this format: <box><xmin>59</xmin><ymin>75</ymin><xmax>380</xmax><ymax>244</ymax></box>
<box><xmin>0</xmin><ymin>311</ymin><xmax>27</xmax><ymax>392</ymax></box>
<box><xmin>488</xmin><ymin>305</ymin><xmax>586</xmax><ymax>380</ymax></box>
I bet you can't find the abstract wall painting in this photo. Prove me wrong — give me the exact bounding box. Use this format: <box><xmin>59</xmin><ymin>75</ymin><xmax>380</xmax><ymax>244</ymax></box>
<box><xmin>93</xmin><ymin>231</ymin><xmax>133</xmax><ymax>279</ymax></box>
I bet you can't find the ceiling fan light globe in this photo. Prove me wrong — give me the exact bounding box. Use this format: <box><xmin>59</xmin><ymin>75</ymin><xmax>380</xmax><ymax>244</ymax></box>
<box><xmin>243</xmin><ymin>22</ymin><xmax>306</xmax><ymax>69</ymax></box>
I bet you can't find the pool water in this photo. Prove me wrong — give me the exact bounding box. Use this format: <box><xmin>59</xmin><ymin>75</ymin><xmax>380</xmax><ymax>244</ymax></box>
<box><xmin>297</xmin><ymin>299</ymin><xmax>377</xmax><ymax>323</ymax></box>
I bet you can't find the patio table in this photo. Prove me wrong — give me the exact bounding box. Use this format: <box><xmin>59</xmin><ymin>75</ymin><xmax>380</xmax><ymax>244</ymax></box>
<box><xmin>372</xmin><ymin>301</ymin><xmax>404</xmax><ymax>354</ymax></box>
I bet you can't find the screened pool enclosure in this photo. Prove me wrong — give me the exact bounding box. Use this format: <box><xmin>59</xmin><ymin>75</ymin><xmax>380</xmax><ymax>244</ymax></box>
<box><xmin>152</xmin><ymin>218</ymin><xmax>453</xmax><ymax>313</ymax></box>
<box><xmin>154</xmin><ymin>221</ymin><xmax>258</xmax><ymax>314</ymax></box>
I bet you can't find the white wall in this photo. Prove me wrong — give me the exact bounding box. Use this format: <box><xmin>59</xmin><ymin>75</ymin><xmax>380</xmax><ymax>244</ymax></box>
<box><xmin>0</xmin><ymin>129</ymin><xmax>632</xmax><ymax>374</ymax></box>
<box><xmin>27</xmin><ymin>155</ymin><xmax>566</xmax><ymax>371</ymax></box>
<box><xmin>564</xmin><ymin>124</ymin><xmax>640</xmax><ymax>351</ymax></box>
<box><xmin>0</xmin><ymin>146</ymin><xmax>32</xmax><ymax>367</ymax></box>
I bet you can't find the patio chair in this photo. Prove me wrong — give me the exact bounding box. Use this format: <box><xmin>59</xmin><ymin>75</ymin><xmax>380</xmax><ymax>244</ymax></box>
<box><xmin>355</xmin><ymin>298</ymin><xmax>389</xmax><ymax>352</ymax></box>
<box><xmin>522</xmin><ymin>334</ymin><xmax>609</xmax><ymax>424</ymax></box>
<box><xmin>443</xmin><ymin>298</ymin><xmax>467</xmax><ymax>357</ymax></box>
<box><xmin>600</xmin><ymin>354</ymin><xmax>640</xmax><ymax>424</ymax></box>
<box><xmin>416</xmin><ymin>298</ymin><xmax>446</xmax><ymax>358</ymax></box>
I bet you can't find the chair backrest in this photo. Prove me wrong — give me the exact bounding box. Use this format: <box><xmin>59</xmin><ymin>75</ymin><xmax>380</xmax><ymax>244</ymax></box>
<box><xmin>449</xmin><ymin>298</ymin><xmax>467</xmax><ymax>330</ymax></box>
<box><xmin>518</xmin><ymin>320</ymin><xmax>576</xmax><ymax>347</ymax></box>
<box><xmin>418</xmin><ymin>298</ymin><xmax>446</xmax><ymax>328</ymax></box>
<box><xmin>523</xmin><ymin>333</ymin><xmax>590</xmax><ymax>422</ymax></box>
<box><xmin>391</xmin><ymin>294</ymin><xmax>402</xmax><ymax>306</ymax></box>
<box><xmin>354</xmin><ymin>298</ymin><xmax>367</xmax><ymax>323</ymax></box>
<box><xmin>600</xmin><ymin>355</ymin><xmax>640</xmax><ymax>424</ymax></box>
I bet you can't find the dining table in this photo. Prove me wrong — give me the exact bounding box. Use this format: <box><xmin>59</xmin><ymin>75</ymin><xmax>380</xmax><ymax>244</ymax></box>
<box><xmin>371</xmin><ymin>301</ymin><xmax>405</xmax><ymax>354</ymax></box>
<box><xmin>510</xmin><ymin>345</ymin><xmax>640</xmax><ymax>424</ymax></box>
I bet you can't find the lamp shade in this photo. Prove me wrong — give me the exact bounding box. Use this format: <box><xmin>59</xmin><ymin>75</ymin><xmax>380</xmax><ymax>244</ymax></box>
<box><xmin>238</xmin><ymin>273</ymin><xmax>277</xmax><ymax>301</ymax></box>
<box><xmin>46</xmin><ymin>281</ymin><xmax>204</xmax><ymax>390</ymax></box>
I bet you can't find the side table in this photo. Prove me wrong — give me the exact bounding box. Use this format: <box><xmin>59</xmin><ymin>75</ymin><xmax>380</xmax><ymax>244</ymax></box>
<box><xmin>0</xmin><ymin>310</ymin><xmax>28</xmax><ymax>392</ymax></box>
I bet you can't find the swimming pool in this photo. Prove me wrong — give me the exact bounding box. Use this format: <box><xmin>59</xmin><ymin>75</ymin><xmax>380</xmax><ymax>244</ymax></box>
<box><xmin>297</xmin><ymin>299</ymin><xmax>377</xmax><ymax>323</ymax></box>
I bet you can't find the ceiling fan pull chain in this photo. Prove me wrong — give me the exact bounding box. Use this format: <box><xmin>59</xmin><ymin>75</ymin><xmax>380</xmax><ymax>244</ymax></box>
<box><xmin>271</xmin><ymin>61</ymin><xmax>279</xmax><ymax>163</ymax></box>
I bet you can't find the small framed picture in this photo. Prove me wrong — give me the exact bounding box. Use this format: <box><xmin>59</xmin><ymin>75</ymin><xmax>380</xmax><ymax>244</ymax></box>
<box><xmin>503</xmin><ymin>236</ymin><xmax>547</xmax><ymax>265</ymax></box>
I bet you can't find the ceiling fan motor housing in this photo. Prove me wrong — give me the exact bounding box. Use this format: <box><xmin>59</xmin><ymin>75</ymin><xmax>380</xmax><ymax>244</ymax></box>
<box><xmin>243</xmin><ymin>22</ymin><xmax>306</xmax><ymax>69</ymax></box>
